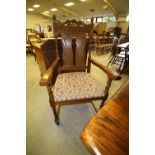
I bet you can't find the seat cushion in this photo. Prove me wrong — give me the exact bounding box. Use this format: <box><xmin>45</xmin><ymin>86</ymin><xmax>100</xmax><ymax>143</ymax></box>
<box><xmin>52</xmin><ymin>72</ymin><xmax>105</xmax><ymax>102</ymax></box>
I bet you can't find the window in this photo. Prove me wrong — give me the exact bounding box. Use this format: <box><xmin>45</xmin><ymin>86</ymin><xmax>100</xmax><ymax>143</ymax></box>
<box><xmin>96</xmin><ymin>17</ymin><xmax>103</xmax><ymax>23</ymax></box>
<box><xmin>35</xmin><ymin>24</ymin><xmax>41</xmax><ymax>33</ymax></box>
<box><xmin>109</xmin><ymin>16</ymin><xmax>116</xmax><ymax>22</ymax></box>
<box><xmin>85</xmin><ymin>16</ymin><xmax>116</xmax><ymax>23</ymax></box>
<box><xmin>93</xmin><ymin>17</ymin><xmax>96</xmax><ymax>23</ymax></box>
<box><xmin>103</xmin><ymin>17</ymin><xmax>109</xmax><ymax>22</ymax></box>
<box><xmin>86</xmin><ymin>18</ymin><xmax>91</xmax><ymax>23</ymax></box>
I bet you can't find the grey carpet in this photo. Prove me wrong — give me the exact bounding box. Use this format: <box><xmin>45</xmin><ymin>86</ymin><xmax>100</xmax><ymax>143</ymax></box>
<box><xmin>26</xmin><ymin>53</ymin><xmax>128</xmax><ymax>155</ymax></box>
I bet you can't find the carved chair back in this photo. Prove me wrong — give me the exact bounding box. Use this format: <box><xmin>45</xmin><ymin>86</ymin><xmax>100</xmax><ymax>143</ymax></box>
<box><xmin>53</xmin><ymin>17</ymin><xmax>93</xmax><ymax>73</ymax></box>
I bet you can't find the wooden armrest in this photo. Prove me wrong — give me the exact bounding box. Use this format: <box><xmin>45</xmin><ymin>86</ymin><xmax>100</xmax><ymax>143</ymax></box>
<box><xmin>39</xmin><ymin>59</ymin><xmax>60</xmax><ymax>86</ymax></box>
<box><xmin>89</xmin><ymin>57</ymin><xmax>121</xmax><ymax>80</ymax></box>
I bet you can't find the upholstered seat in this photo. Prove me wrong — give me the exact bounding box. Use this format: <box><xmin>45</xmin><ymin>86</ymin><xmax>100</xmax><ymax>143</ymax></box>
<box><xmin>52</xmin><ymin>72</ymin><xmax>105</xmax><ymax>102</ymax></box>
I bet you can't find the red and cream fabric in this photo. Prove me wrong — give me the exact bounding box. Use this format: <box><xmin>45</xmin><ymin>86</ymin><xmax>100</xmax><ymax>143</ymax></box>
<box><xmin>52</xmin><ymin>72</ymin><xmax>105</xmax><ymax>102</ymax></box>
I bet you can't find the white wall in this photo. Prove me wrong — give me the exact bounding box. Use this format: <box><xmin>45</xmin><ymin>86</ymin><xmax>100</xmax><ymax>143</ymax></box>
<box><xmin>94</xmin><ymin>22</ymin><xmax>118</xmax><ymax>34</ymax></box>
<box><xmin>26</xmin><ymin>12</ymin><xmax>52</xmax><ymax>32</ymax></box>
<box><xmin>106</xmin><ymin>22</ymin><xmax>118</xmax><ymax>30</ymax></box>
<box><xmin>94</xmin><ymin>23</ymin><xmax>107</xmax><ymax>34</ymax></box>
<box><xmin>118</xmin><ymin>22</ymin><xmax>129</xmax><ymax>34</ymax></box>
<box><xmin>117</xmin><ymin>16</ymin><xmax>129</xmax><ymax>34</ymax></box>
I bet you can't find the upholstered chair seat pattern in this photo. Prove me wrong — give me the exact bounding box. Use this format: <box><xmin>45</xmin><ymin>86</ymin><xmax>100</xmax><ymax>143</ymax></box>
<box><xmin>52</xmin><ymin>72</ymin><xmax>105</xmax><ymax>102</ymax></box>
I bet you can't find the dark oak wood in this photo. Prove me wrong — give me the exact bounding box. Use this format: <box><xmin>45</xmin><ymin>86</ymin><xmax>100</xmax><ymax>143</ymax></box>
<box><xmin>39</xmin><ymin>58</ymin><xmax>60</xmax><ymax>86</ymax></box>
<box><xmin>81</xmin><ymin>81</ymin><xmax>129</xmax><ymax>155</ymax></box>
<box><xmin>33</xmin><ymin>39</ymin><xmax>58</xmax><ymax>76</ymax></box>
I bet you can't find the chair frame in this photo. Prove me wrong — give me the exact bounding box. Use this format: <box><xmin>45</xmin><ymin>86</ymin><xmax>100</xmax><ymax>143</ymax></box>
<box><xmin>38</xmin><ymin>42</ymin><xmax>121</xmax><ymax>125</ymax></box>
<box><xmin>34</xmin><ymin>17</ymin><xmax>121</xmax><ymax>125</ymax></box>
<box><xmin>107</xmin><ymin>44</ymin><xmax>129</xmax><ymax>73</ymax></box>
<box><xmin>27</xmin><ymin>34</ymin><xmax>38</xmax><ymax>60</ymax></box>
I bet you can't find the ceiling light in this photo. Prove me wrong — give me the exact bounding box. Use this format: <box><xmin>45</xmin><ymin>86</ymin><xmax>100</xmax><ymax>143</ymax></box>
<box><xmin>64</xmin><ymin>2</ymin><xmax>75</xmax><ymax>7</ymax></box>
<box><xmin>50</xmin><ymin>8</ymin><xmax>58</xmax><ymax>11</ymax></box>
<box><xmin>33</xmin><ymin>4</ymin><xmax>40</xmax><ymax>8</ymax></box>
<box><xmin>80</xmin><ymin>0</ymin><xmax>87</xmax><ymax>1</ymax></box>
<box><xmin>28</xmin><ymin>8</ymin><xmax>34</xmax><ymax>11</ymax></box>
<box><xmin>90</xmin><ymin>9</ymin><xmax>95</xmax><ymax>12</ymax></box>
<box><xmin>44</xmin><ymin>11</ymin><xmax>50</xmax><ymax>14</ymax></box>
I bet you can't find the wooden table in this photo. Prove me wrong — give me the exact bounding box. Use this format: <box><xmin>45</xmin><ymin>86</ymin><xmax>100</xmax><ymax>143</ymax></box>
<box><xmin>116</xmin><ymin>42</ymin><xmax>129</xmax><ymax>73</ymax></box>
<box><xmin>117</xmin><ymin>42</ymin><xmax>129</xmax><ymax>48</ymax></box>
<box><xmin>81</xmin><ymin>81</ymin><xmax>129</xmax><ymax>155</ymax></box>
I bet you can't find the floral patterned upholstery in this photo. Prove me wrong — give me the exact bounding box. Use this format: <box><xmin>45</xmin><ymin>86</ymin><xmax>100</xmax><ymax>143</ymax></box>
<box><xmin>52</xmin><ymin>72</ymin><xmax>105</xmax><ymax>102</ymax></box>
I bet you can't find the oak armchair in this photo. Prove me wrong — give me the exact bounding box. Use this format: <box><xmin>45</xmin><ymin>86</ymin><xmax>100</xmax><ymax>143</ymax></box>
<box><xmin>34</xmin><ymin>17</ymin><xmax>121</xmax><ymax>125</ymax></box>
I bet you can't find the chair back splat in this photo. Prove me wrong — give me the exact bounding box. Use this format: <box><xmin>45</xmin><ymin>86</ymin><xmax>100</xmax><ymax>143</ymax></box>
<box><xmin>53</xmin><ymin>16</ymin><xmax>93</xmax><ymax>73</ymax></box>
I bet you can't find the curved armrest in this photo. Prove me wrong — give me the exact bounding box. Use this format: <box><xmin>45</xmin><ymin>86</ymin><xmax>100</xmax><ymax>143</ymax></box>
<box><xmin>88</xmin><ymin>57</ymin><xmax>121</xmax><ymax>80</ymax></box>
<box><xmin>39</xmin><ymin>58</ymin><xmax>60</xmax><ymax>86</ymax></box>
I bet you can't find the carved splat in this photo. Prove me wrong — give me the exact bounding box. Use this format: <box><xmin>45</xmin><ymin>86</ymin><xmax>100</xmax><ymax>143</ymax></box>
<box><xmin>52</xmin><ymin>15</ymin><xmax>94</xmax><ymax>73</ymax></box>
<box><xmin>72</xmin><ymin>37</ymin><xmax>77</xmax><ymax>65</ymax></box>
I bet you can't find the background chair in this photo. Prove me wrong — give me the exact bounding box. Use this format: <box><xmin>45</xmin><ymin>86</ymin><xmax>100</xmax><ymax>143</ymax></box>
<box><xmin>107</xmin><ymin>36</ymin><xmax>118</xmax><ymax>59</ymax></box>
<box><xmin>26</xmin><ymin>37</ymin><xmax>33</xmax><ymax>54</ymax></box>
<box><xmin>95</xmin><ymin>36</ymin><xmax>114</xmax><ymax>55</ymax></box>
<box><xmin>34</xmin><ymin>16</ymin><xmax>121</xmax><ymax>125</ymax></box>
<box><xmin>108</xmin><ymin>44</ymin><xmax>129</xmax><ymax>73</ymax></box>
<box><xmin>27</xmin><ymin>33</ymin><xmax>38</xmax><ymax>60</ymax></box>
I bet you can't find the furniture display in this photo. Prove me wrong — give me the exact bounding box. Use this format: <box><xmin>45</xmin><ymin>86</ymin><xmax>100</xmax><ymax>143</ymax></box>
<box><xmin>37</xmin><ymin>32</ymin><xmax>45</xmax><ymax>38</ymax></box>
<box><xmin>81</xmin><ymin>81</ymin><xmax>129</xmax><ymax>155</ymax></box>
<box><xmin>95</xmin><ymin>36</ymin><xmax>114</xmax><ymax>55</ymax></box>
<box><xmin>26</xmin><ymin>33</ymin><xmax>38</xmax><ymax>59</ymax></box>
<box><xmin>107</xmin><ymin>42</ymin><xmax>129</xmax><ymax>73</ymax></box>
<box><xmin>26</xmin><ymin>38</ymin><xmax>33</xmax><ymax>55</ymax></box>
<box><xmin>115</xmin><ymin>43</ymin><xmax>129</xmax><ymax>73</ymax></box>
<box><xmin>33</xmin><ymin>16</ymin><xmax>121</xmax><ymax>125</ymax></box>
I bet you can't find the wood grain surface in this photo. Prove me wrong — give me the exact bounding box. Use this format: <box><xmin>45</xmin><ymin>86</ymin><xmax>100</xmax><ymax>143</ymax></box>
<box><xmin>81</xmin><ymin>81</ymin><xmax>129</xmax><ymax>155</ymax></box>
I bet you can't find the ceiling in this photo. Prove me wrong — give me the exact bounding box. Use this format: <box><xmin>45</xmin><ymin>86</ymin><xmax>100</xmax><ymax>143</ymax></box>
<box><xmin>26</xmin><ymin>0</ymin><xmax>129</xmax><ymax>20</ymax></box>
<box><xmin>108</xmin><ymin>0</ymin><xmax>128</xmax><ymax>16</ymax></box>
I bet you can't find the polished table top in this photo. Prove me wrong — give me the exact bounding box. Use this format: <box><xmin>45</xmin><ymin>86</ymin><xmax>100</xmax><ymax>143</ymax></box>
<box><xmin>81</xmin><ymin>81</ymin><xmax>129</xmax><ymax>155</ymax></box>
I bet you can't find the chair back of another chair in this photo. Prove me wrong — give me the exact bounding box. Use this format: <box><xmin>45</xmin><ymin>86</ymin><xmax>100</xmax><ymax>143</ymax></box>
<box><xmin>111</xmin><ymin>37</ymin><xmax>118</xmax><ymax>55</ymax></box>
<box><xmin>33</xmin><ymin>39</ymin><xmax>57</xmax><ymax>76</ymax></box>
<box><xmin>118</xmin><ymin>35</ymin><xmax>125</xmax><ymax>44</ymax></box>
